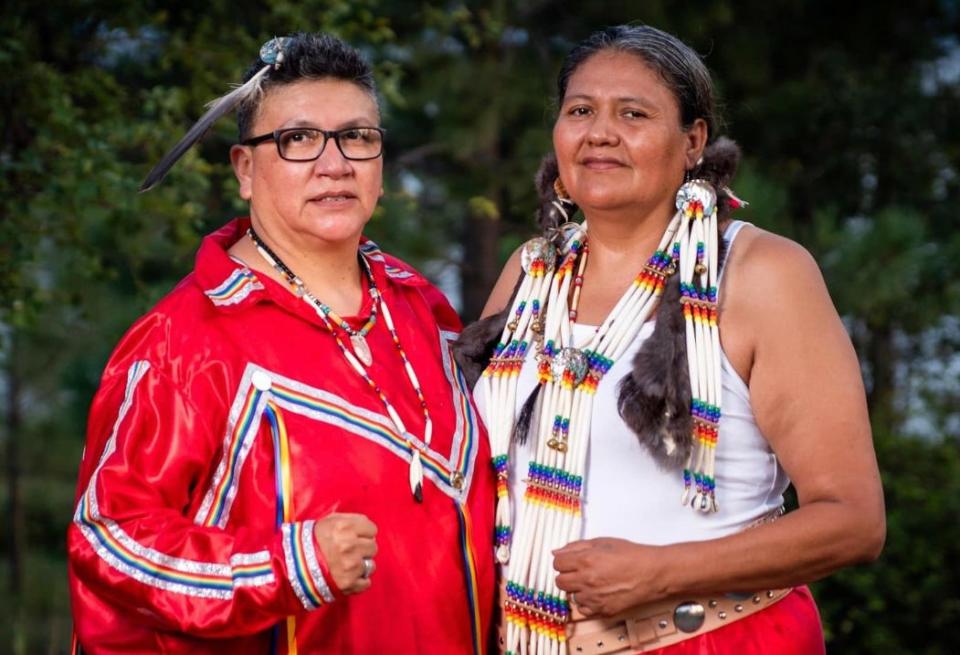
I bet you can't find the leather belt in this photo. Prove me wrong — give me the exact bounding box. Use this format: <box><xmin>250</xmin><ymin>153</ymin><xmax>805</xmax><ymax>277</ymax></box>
<box><xmin>565</xmin><ymin>588</ymin><xmax>792</xmax><ymax>654</ymax></box>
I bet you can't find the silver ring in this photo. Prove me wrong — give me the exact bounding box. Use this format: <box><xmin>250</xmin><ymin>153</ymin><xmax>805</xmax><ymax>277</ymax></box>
<box><xmin>569</xmin><ymin>593</ymin><xmax>576</xmax><ymax>606</ymax></box>
<box><xmin>361</xmin><ymin>557</ymin><xmax>374</xmax><ymax>579</ymax></box>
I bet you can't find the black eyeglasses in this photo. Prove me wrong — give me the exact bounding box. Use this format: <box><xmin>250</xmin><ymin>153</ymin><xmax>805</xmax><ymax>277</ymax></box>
<box><xmin>241</xmin><ymin>127</ymin><xmax>385</xmax><ymax>161</ymax></box>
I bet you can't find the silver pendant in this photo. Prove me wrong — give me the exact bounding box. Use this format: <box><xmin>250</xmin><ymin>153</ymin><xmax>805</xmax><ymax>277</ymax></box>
<box><xmin>550</xmin><ymin>347</ymin><xmax>589</xmax><ymax>386</ymax></box>
<box><xmin>520</xmin><ymin>237</ymin><xmax>557</xmax><ymax>275</ymax></box>
<box><xmin>350</xmin><ymin>334</ymin><xmax>373</xmax><ymax>366</ymax></box>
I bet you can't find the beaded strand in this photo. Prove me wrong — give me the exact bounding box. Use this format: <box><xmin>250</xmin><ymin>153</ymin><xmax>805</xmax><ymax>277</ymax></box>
<box><xmin>248</xmin><ymin>228</ymin><xmax>433</xmax><ymax>502</ymax></box>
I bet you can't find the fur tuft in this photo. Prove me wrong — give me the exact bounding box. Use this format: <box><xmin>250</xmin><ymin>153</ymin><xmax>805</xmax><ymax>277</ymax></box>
<box><xmin>617</xmin><ymin>273</ymin><xmax>693</xmax><ymax>467</ymax></box>
<box><xmin>451</xmin><ymin>310</ymin><xmax>508</xmax><ymax>389</ymax></box>
<box><xmin>693</xmin><ymin>137</ymin><xmax>742</xmax><ymax>221</ymax></box>
<box><xmin>616</xmin><ymin>224</ymin><xmax>731</xmax><ymax>466</ymax></box>
<box><xmin>512</xmin><ymin>384</ymin><xmax>541</xmax><ymax>445</ymax></box>
<box><xmin>697</xmin><ymin>137</ymin><xmax>741</xmax><ymax>189</ymax></box>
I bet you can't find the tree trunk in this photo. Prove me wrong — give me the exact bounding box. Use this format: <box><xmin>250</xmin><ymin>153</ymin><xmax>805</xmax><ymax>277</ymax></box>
<box><xmin>460</xmin><ymin>198</ymin><xmax>501</xmax><ymax>322</ymax></box>
<box><xmin>865</xmin><ymin>324</ymin><xmax>897</xmax><ymax>425</ymax></box>
<box><xmin>458</xmin><ymin>3</ymin><xmax>509</xmax><ymax>323</ymax></box>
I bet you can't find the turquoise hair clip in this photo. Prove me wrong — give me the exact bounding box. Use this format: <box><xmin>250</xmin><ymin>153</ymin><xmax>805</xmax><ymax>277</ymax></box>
<box><xmin>259</xmin><ymin>36</ymin><xmax>290</xmax><ymax>67</ymax></box>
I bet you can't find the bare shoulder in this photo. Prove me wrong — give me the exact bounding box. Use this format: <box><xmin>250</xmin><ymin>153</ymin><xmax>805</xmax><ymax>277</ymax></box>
<box><xmin>480</xmin><ymin>245</ymin><xmax>524</xmax><ymax>319</ymax></box>
<box><xmin>719</xmin><ymin>224</ymin><xmax>842</xmax><ymax>383</ymax></box>
<box><xmin>723</xmin><ymin>224</ymin><xmax>830</xmax><ymax>311</ymax></box>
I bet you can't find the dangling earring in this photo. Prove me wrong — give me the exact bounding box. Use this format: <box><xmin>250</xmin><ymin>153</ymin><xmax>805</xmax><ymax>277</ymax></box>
<box><xmin>552</xmin><ymin>176</ymin><xmax>575</xmax><ymax>221</ymax></box>
<box><xmin>683</xmin><ymin>156</ymin><xmax>704</xmax><ymax>184</ymax></box>
<box><xmin>675</xmin><ymin>177</ymin><xmax>715</xmax><ymax>218</ymax></box>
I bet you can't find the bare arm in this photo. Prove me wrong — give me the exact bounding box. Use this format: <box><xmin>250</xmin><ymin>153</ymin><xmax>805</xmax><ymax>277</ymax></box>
<box><xmin>480</xmin><ymin>247</ymin><xmax>523</xmax><ymax>319</ymax></box>
<box><xmin>555</xmin><ymin>230</ymin><xmax>885</xmax><ymax>613</ymax></box>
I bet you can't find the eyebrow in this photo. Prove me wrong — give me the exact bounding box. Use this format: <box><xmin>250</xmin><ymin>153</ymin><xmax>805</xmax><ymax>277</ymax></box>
<box><xmin>563</xmin><ymin>93</ymin><xmax>659</xmax><ymax>109</ymax></box>
<box><xmin>282</xmin><ymin>117</ymin><xmax>380</xmax><ymax>130</ymax></box>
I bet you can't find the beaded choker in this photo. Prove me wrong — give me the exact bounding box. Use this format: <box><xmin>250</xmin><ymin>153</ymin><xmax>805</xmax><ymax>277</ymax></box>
<box><xmin>483</xmin><ymin>180</ymin><xmax>724</xmax><ymax>655</ymax></box>
<box><xmin>248</xmin><ymin>227</ymin><xmax>433</xmax><ymax>502</ymax></box>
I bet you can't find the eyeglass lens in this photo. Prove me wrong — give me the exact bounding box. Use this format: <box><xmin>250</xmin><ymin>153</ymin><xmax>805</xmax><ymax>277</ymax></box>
<box><xmin>278</xmin><ymin>128</ymin><xmax>382</xmax><ymax>161</ymax></box>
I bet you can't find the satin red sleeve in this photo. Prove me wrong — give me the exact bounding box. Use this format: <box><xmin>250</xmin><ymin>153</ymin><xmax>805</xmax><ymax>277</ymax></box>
<box><xmin>67</xmin><ymin>359</ymin><xmax>334</xmax><ymax>641</ymax></box>
<box><xmin>418</xmin><ymin>281</ymin><xmax>464</xmax><ymax>333</ymax></box>
<box><xmin>377</xmin><ymin>250</ymin><xmax>463</xmax><ymax>332</ymax></box>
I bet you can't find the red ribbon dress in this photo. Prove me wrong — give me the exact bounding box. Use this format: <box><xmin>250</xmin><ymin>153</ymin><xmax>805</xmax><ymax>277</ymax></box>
<box><xmin>68</xmin><ymin>218</ymin><xmax>495</xmax><ymax>654</ymax></box>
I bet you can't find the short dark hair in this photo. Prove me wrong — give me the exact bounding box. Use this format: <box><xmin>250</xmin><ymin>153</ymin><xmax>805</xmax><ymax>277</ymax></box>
<box><xmin>557</xmin><ymin>25</ymin><xmax>719</xmax><ymax>139</ymax></box>
<box><xmin>236</xmin><ymin>32</ymin><xmax>378</xmax><ymax>140</ymax></box>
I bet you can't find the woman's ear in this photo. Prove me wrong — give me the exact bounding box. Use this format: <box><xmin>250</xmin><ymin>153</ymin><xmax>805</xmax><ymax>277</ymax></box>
<box><xmin>684</xmin><ymin>118</ymin><xmax>709</xmax><ymax>170</ymax></box>
<box><xmin>230</xmin><ymin>144</ymin><xmax>254</xmax><ymax>200</ymax></box>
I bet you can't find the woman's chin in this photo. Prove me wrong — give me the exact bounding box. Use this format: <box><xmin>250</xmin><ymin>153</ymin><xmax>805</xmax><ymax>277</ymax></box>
<box><xmin>298</xmin><ymin>212</ymin><xmax>370</xmax><ymax>244</ymax></box>
<box><xmin>577</xmin><ymin>196</ymin><xmax>638</xmax><ymax>216</ymax></box>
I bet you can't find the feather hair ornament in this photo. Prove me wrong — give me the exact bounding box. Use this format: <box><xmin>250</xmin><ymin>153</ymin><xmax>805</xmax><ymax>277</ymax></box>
<box><xmin>139</xmin><ymin>36</ymin><xmax>290</xmax><ymax>192</ymax></box>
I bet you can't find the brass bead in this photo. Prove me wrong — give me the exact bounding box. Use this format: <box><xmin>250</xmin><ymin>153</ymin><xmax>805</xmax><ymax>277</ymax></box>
<box><xmin>694</xmin><ymin>262</ymin><xmax>707</xmax><ymax>275</ymax></box>
<box><xmin>718</xmin><ymin>611</ymin><xmax>727</xmax><ymax>620</ymax></box>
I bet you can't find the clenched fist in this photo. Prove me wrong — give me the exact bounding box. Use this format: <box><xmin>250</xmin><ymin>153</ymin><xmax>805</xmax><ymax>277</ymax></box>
<box><xmin>313</xmin><ymin>513</ymin><xmax>378</xmax><ymax>595</ymax></box>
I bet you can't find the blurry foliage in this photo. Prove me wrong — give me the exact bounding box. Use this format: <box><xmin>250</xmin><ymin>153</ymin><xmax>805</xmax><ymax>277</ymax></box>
<box><xmin>813</xmin><ymin>429</ymin><xmax>960</xmax><ymax>654</ymax></box>
<box><xmin>1</xmin><ymin>0</ymin><xmax>959</xmax><ymax>653</ymax></box>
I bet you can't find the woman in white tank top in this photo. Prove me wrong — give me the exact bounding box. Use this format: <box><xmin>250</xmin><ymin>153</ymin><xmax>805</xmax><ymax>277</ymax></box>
<box><xmin>457</xmin><ymin>24</ymin><xmax>884</xmax><ymax>655</ymax></box>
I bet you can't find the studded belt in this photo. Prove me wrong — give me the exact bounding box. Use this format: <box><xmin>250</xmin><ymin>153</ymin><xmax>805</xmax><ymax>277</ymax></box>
<box><xmin>565</xmin><ymin>588</ymin><xmax>792</xmax><ymax>654</ymax></box>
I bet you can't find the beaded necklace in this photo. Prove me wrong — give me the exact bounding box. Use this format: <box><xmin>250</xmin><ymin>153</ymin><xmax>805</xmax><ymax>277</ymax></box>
<box><xmin>248</xmin><ymin>227</ymin><xmax>432</xmax><ymax>502</ymax></box>
<box><xmin>247</xmin><ymin>227</ymin><xmax>379</xmax><ymax>365</ymax></box>
<box><xmin>483</xmin><ymin>180</ymin><xmax>723</xmax><ymax>655</ymax></box>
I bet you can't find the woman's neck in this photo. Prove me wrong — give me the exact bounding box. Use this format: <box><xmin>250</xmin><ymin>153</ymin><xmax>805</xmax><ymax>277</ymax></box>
<box><xmin>581</xmin><ymin>204</ymin><xmax>674</xmax><ymax>269</ymax></box>
<box><xmin>570</xmin><ymin>204</ymin><xmax>674</xmax><ymax>326</ymax></box>
<box><xmin>229</xmin><ymin>218</ymin><xmax>365</xmax><ymax>316</ymax></box>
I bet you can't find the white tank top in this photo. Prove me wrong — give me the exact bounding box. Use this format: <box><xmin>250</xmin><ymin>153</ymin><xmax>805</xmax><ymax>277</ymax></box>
<box><xmin>474</xmin><ymin>221</ymin><xmax>789</xmax><ymax>546</ymax></box>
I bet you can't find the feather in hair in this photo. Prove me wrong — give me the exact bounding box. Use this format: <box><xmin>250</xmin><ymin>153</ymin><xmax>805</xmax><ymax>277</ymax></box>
<box><xmin>139</xmin><ymin>64</ymin><xmax>272</xmax><ymax>192</ymax></box>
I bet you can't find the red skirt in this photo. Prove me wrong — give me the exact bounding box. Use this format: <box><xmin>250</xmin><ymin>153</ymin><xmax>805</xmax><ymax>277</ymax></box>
<box><xmin>646</xmin><ymin>586</ymin><xmax>825</xmax><ymax>655</ymax></box>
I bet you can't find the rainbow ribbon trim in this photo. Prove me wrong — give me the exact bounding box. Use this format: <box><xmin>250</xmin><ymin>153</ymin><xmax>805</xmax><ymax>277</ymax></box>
<box><xmin>73</xmin><ymin>361</ymin><xmax>275</xmax><ymax>599</ymax></box>
<box><xmin>456</xmin><ymin>502</ymin><xmax>484</xmax><ymax>655</ymax></box>
<box><xmin>360</xmin><ymin>240</ymin><xmax>415</xmax><ymax>280</ymax></box>
<box><xmin>204</xmin><ymin>268</ymin><xmax>264</xmax><ymax>306</ymax></box>
<box><xmin>269</xmin><ymin>381</ymin><xmax>473</xmax><ymax>493</ymax></box>
<box><xmin>195</xmin><ymin>382</ymin><xmax>270</xmax><ymax>528</ymax></box>
<box><xmin>281</xmin><ymin>520</ymin><xmax>334</xmax><ymax>610</ymax></box>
